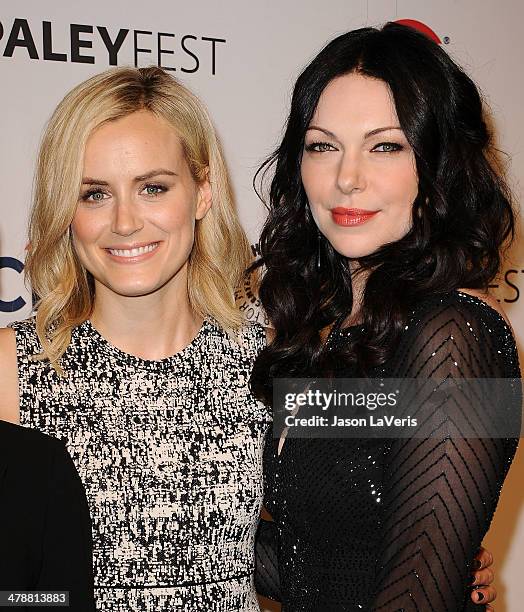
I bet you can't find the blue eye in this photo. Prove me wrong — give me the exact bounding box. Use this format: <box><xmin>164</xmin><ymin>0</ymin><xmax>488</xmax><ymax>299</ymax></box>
<box><xmin>305</xmin><ymin>142</ymin><xmax>336</xmax><ymax>153</ymax></box>
<box><xmin>81</xmin><ymin>189</ymin><xmax>108</xmax><ymax>202</ymax></box>
<box><xmin>143</xmin><ymin>184</ymin><xmax>167</xmax><ymax>196</ymax></box>
<box><xmin>372</xmin><ymin>142</ymin><xmax>403</xmax><ymax>153</ymax></box>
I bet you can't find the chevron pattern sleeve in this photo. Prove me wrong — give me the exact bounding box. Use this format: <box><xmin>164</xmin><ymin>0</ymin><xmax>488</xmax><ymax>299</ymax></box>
<box><xmin>370</xmin><ymin>295</ymin><xmax>521</xmax><ymax>611</ymax></box>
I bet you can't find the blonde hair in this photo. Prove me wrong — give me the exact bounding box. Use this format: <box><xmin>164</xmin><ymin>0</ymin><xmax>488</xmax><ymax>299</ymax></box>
<box><xmin>25</xmin><ymin>66</ymin><xmax>253</xmax><ymax>371</ymax></box>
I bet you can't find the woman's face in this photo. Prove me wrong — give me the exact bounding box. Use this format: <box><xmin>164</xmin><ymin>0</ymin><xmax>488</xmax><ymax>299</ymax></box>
<box><xmin>71</xmin><ymin>110</ymin><xmax>211</xmax><ymax>299</ymax></box>
<box><xmin>301</xmin><ymin>72</ymin><xmax>418</xmax><ymax>259</ymax></box>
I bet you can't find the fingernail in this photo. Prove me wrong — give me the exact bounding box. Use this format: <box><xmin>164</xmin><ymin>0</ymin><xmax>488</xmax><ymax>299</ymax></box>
<box><xmin>472</xmin><ymin>559</ymin><xmax>482</xmax><ymax>570</ymax></box>
<box><xmin>476</xmin><ymin>591</ymin><xmax>485</xmax><ymax>602</ymax></box>
<box><xmin>470</xmin><ymin>573</ymin><xmax>477</xmax><ymax>585</ymax></box>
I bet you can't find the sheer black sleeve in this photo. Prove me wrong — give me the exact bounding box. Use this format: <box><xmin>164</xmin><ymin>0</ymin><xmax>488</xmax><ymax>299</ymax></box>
<box><xmin>370</xmin><ymin>295</ymin><xmax>521</xmax><ymax>611</ymax></box>
<box><xmin>255</xmin><ymin>517</ymin><xmax>281</xmax><ymax>602</ymax></box>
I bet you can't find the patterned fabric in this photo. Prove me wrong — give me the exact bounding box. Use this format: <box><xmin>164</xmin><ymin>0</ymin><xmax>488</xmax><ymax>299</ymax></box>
<box><xmin>10</xmin><ymin>317</ymin><xmax>270</xmax><ymax>611</ymax></box>
<box><xmin>258</xmin><ymin>290</ymin><xmax>521</xmax><ymax>611</ymax></box>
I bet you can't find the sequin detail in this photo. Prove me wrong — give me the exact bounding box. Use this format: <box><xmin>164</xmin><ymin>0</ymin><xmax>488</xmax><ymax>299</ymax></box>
<box><xmin>258</xmin><ymin>290</ymin><xmax>520</xmax><ymax>611</ymax></box>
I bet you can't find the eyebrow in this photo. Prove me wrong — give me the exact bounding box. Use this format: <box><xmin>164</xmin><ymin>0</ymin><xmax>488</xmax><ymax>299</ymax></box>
<box><xmin>306</xmin><ymin>125</ymin><xmax>403</xmax><ymax>139</ymax></box>
<box><xmin>81</xmin><ymin>168</ymin><xmax>178</xmax><ymax>185</ymax></box>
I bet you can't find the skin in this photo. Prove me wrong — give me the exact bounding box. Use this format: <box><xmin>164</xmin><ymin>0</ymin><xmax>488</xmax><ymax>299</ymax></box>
<box><xmin>302</xmin><ymin>73</ymin><xmax>418</xmax><ymax>261</ymax></box>
<box><xmin>0</xmin><ymin>94</ymin><xmax>498</xmax><ymax>607</ymax></box>
<box><xmin>299</xmin><ymin>71</ymin><xmax>503</xmax><ymax>607</ymax></box>
<box><xmin>0</xmin><ymin>109</ymin><xmax>213</xmax><ymax>417</ymax></box>
<box><xmin>0</xmin><ymin>108</ymin><xmax>215</xmax><ymax>596</ymax></box>
<box><xmin>71</xmin><ymin>109</ymin><xmax>212</xmax><ymax>360</ymax></box>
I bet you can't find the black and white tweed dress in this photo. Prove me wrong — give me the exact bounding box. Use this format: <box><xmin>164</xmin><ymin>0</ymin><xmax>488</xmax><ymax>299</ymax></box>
<box><xmin>10</xmin><ymin>316</ymin><xmax>270</xmax><ymax>611</ymax></box>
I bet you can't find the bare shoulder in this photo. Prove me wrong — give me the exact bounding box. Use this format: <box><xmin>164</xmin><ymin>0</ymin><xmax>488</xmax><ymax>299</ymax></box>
<box><xmin>457</xmin><ymin>287</ymin><xmax>512</xmax><ymax>328</ymax></box>
<box><xmin>0</xmin><ymin>328</ymin><xmax>20</xmax><ymax>424</ymax></box>
<box><xmin>0</xmin><ymin>328</ymin><xmax>17</xmax><ymax>364</ymax></box>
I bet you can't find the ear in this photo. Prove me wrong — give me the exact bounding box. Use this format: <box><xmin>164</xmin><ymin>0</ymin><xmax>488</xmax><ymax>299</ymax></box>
<box><xmin>195</xmin><ymin>168</ymin><xmax>212</xmax><ymax>220</ymax></box>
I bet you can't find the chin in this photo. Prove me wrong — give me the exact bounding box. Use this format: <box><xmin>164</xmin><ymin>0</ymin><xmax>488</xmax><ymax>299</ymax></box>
<box><xmin>328</xmin><ymin>238</ymin><xmax>378</xmax><ymax>259</ymax></box>
<box><xmin>102</xmin><ymin>279</ymin><xmax>164</xmax><ymax>298</ymax></box>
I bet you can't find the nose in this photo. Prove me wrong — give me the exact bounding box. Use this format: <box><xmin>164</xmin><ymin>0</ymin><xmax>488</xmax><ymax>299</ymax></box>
<box><xmin>336</xmin><ymin>151</ymin><xmax>365</xmax><ymax>195</ymax></box>
<box><xmin>111</xmin><ymin>199</ymin><xmax>143</xmax><ymax>236</ymax></box>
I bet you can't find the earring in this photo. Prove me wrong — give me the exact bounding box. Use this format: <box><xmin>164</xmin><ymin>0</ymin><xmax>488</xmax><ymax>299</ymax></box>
<box><xmin>416</xmin><ymin>195</ymin><xmax>429</xmax><ymax>219</ymax></box>
<box><xmin>317</xmin><ymin>230</ymin><xmax>322</xmax><ymax>270</ymax></box>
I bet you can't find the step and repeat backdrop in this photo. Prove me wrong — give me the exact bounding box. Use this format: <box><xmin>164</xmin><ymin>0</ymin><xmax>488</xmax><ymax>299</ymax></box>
<box><xmin>1</xmin><ymin>1</ymin><xmax>523</xmax><ymax>609</ymax></box>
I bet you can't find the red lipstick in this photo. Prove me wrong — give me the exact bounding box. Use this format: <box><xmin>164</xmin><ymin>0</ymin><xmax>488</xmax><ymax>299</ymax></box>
<box><xmin>330</xmin><ymin>207</ymin><xmax>378</xmax><ymax>227</ymax></box>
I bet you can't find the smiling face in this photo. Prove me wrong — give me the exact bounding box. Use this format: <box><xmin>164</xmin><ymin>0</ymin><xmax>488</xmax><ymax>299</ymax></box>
<box><xmin>301</xmin><ymin>72</ymin><xmax>419</xmax><ymax>259</ymax></box>
<box><xmin>70</xmin><ymin>110</ymin><xmax>211</xmax><ymax>300</ymax></box>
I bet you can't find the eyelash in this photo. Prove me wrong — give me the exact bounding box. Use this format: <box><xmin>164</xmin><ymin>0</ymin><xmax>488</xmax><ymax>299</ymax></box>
<box><xmin>80</xmin><ymin>188</ymin><xmax>107</xmax><ymax>202</ymax></box>
<box><xmin>304</xmin><ymin>141</ymin><xmax>335</xmax><ymax>153</ymax></box>
<box><xmin>80</xmin><ymin>183</ymin><xmax>168</xmax><ymax>202</ymax></box>
<box><xmin>373</xmin><ymin>142</ymin><xmax>403</xmax><ymax>153</ymax></box>
<box><xmin>142</xmin><ymin>183</ymin><xmax>168</xmax><ymax>196</ymax></box>
<box><xmin>304</xmin><ymin>141</ymin><xmax>404</xmax><ymax>153</ymax></box>
<box><xmin>305</xmin><ymin>141</ymin><xmax>334</xmax><ymax>153</ymax></box>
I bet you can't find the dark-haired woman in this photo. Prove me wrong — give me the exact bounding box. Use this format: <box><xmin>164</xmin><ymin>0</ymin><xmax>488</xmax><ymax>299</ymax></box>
<box><xmin>252</xmin><ymin>23</ymin><xmax>520</xmax><ymax>611</ymax></box>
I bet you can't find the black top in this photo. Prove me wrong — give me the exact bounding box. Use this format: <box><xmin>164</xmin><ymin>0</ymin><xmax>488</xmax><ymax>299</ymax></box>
<box><xmin>0</xmin><ymin>420</ymin><xmax>95</xmax><ymax>611</ymax></box>
<box><xmin>256</xmin><ymin>290</ymin><xmax>521</xmax><ymax>611</ymax></box>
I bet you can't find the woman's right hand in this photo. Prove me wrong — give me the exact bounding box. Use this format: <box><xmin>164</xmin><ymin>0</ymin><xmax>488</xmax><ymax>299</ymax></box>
<box><xmin>471</xmin><ymin>546</ymin><xmax>496</xmax><ymax>609</ymax></box>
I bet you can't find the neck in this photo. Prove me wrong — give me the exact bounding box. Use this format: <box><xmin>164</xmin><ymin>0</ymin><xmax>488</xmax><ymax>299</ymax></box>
<box><xmin>345</xmin><ymin>261</ymin><xmax>369</xmax><ymax>327</ymax></box>
<box><xmin>89</xmin><ymin>266</ymin><xmax>202</xmax><ymax>360</ymax></box>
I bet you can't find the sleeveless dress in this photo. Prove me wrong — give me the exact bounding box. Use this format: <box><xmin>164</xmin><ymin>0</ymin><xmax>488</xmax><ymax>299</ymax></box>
<box><xmin>10</xmin><ymin>316</ymin><xmax>271</xmax><ymax>611</ymax></box>
<box><xmin>256</xmin><ymin>290</ymin><xmax>521</xmax><ymax>611</ymax></box>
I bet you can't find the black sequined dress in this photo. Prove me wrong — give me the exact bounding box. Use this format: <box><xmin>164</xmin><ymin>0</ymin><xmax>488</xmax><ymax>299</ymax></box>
<box><xmin>256</xmin><ymin>290</ymin><xmax>521</xmax><ymax>611</ymax></box>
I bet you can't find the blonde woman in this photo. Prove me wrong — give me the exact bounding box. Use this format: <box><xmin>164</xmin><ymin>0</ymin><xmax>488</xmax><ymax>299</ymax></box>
<box><xmin>0</xmin><ymin>67</ymin><xmax>270</xmax><ymax>611</ymax></box>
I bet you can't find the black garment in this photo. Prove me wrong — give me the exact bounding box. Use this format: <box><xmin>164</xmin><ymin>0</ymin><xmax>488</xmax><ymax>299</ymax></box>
<box><xmin>256</xmin><ymin>290</ymin><xmax>521</xmax><ymax>611</ymax></box>
<box><xmin>0</xmin><ymin>420</ymin><xmax>95</xmax><ymax>611</ymax></box>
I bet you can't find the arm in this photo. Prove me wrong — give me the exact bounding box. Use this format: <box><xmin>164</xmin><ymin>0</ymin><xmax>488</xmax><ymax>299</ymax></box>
<box><xmin>370</xmin><ymin>298</ymin><xmax>520</xmax><ymax>611</ymax></box>
<box><xmin>0</xmin><ymin>328</ymin><xmax>20</xmax><ymax>424</ymax></box>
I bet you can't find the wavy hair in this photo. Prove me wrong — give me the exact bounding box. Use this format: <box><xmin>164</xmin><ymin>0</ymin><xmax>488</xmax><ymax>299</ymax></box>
<box><xmin>26</xmin><ymin>66</ymin><xmax>252</xmax><ymax>371</ymax></box>
<box><xmin>250</xmin><ymin>23</ymin><xmax>516</xmax><ymax>404</ymax></box>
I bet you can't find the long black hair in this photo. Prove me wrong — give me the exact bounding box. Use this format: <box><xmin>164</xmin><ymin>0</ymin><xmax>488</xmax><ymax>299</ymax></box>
<box><xmin>249</xmin><ymin>22</ymin><xmax>516</xmax><ymax>405</ymax></box>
